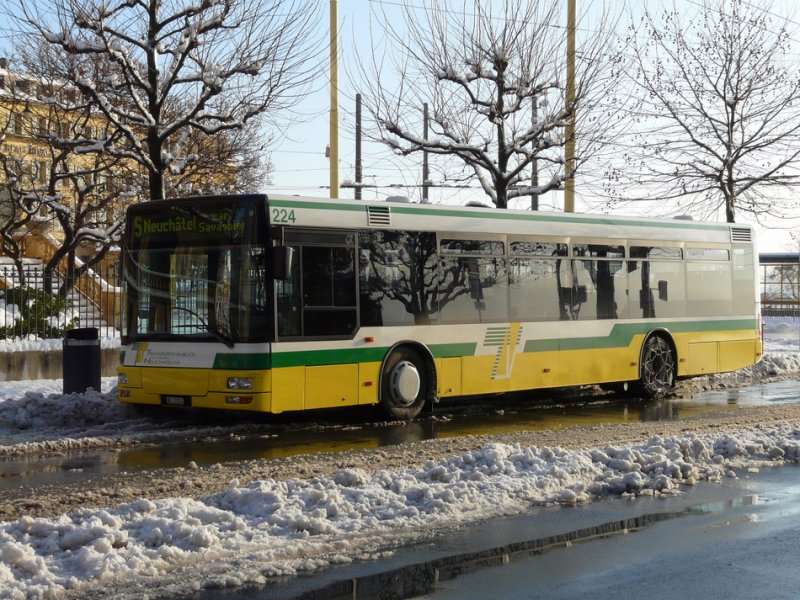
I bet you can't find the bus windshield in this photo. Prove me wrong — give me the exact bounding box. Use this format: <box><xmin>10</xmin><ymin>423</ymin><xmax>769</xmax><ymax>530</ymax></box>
<box><xmin>122</xmin><ymin>198</ymin><xmax>269</xmax><ymax>344</ymax></box>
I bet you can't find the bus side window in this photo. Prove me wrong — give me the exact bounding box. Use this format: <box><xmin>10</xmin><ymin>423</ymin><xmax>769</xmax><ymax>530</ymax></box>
<box><xmin>359</xmin><ymin>230</ymin><xmax>438</xmax><ymax>326</ymax></box>
<box><xmin>439</xmin><ymin>255</ymin><xmax>508</xmax><ymax>324</ymax></box>
<box><xmin>301</xmin><ymin>245</ymin><xmax>358</xmax><ymax>337</ymax></box>
<box><xmin>508</xmin><ymin>258</ymin><xmax>561</xmax><ymax>322</ymax></box>
<box><xmin>276</xmin><ymin>251</ymin><xmax>301</xmax><ymax>337</ymax></box>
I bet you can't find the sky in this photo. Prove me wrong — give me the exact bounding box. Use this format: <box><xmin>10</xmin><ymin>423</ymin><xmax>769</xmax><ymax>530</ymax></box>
<box><xmin>262</xmin><ymin>0</ymin><xmax>800</xmax><ymax>253</ymax></box>
<box><xmin>0</xmin><ymin>322</ymin><xmax>798</xmax><ymax>597</ymax></box>
<box><xmin>0</xmin><ymin>1</ymin><xmax>798</xmax><ymax>252</ymax></box>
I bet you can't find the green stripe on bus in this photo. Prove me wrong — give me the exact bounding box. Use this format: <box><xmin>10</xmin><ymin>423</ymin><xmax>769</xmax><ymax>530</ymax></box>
<box><xmin>213</xmin><ymin>353</ymin><xmax>272</xmax><ymax>369</ymax></box>
<box><xmin>268</xmin><ymin>198</ymin><xmax>732</xmax><ymax>232</ymax></box>
<box><xmin>271</xmin><ymin>346</ymin><xmax>388</xmax><ymax>368</ymax></box>
<box><xmin>268</xmin><ymin>341</ymin><xmax>477</xmax><ymax>369</ymax></box>
<box><xmin>390</xmin><ymin>204</ymin><xmax>731</xmax><ymax>232</ymax></box>
<box><xmin>269</xmin><ymin>199</ymin><xmax>364</xmax><ymax>214</ymax></box>
<box><xmin>524</xmin><ymin>318</ymin><xmax>758</xmax><ymax>353</ymax></box>
<box><xmin>204</xmin><ymin>343</ymin><xmax>477</xmax><ymax>371</ymax></box>
<box><xmin>429</xmin><ymin>342</ymin><xmax>478</xmax><ymax>358</ymax></box>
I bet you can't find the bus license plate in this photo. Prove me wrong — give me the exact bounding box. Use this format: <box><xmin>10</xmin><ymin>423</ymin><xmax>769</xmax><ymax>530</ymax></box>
<box><xmin>161</xmin><ymin>395</ymin><xmax>191</xmax><ymax>407</ymax></box>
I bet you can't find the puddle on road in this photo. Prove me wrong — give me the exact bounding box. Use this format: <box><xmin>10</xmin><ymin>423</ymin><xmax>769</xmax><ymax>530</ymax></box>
<box><xmin>1</xmin><ymin>378</ymin><xmax>798</xmax><ymax>490</ymax></box>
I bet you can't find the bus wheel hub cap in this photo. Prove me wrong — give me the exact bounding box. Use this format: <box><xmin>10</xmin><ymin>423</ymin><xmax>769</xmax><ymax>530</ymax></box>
<box><xmin>390</xmin><ymin>361</ymin><xmax>420</xmax><ymax>406</ymax></box>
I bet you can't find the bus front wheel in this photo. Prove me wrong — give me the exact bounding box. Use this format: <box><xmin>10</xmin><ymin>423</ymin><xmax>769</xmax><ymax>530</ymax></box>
<box><xmin>636</xmin><ymin>335</ymin><xmax>675</xmax><ymax>399</ymax></box>
<box><xmin>380</xmin><ymin>348</ymin><xmax>429</xmax><ymax>420</ymax></box>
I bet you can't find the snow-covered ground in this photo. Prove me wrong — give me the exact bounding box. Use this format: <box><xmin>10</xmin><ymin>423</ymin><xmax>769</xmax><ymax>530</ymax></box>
<box><xmin>0</xmin><ymin>320</ymin><xmax>799</xmax><ymax>599</ymax></box>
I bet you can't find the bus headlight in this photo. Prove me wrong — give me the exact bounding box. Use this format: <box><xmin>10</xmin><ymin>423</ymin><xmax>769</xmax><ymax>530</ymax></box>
<box><xmin>118</xmin><ymin>373</ymin><xmax>128</xmax><ymax>385</ymax></box>
<box><xmin>227</xmin><ymin>377</ymin><xmax>254</xmax><ymax>390</ymax></box>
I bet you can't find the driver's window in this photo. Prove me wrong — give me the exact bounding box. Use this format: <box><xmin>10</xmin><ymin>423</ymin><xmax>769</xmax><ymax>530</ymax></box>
<box><xmin>170</xmin><ymin>251</ymin><xmax>210</xmax><ymax>334</ymax></box>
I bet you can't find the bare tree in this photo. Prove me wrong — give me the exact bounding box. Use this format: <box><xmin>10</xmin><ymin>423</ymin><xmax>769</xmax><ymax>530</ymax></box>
<box><xmin>356</xmin><ymin>1</ymin><xmax>623</xmax><ymax>209</ymax></box>
<box><xmin>7</xmin><ymin>0</ymin><xmax>322</xmax><ymax>200</ymax></box>
<box><xmin>0</xmin><ymin>65</ymin><xmax>132</xmax><ymax>295</ymax></box>
<box><xmin>610</xmin><ymin>0</ymin><xmax>800</xmax><ymax>223</ymax></box>
<box><xmin>163</xmin><ymin>118</ymin><xmax>273</xmax><ymax>197</ymax></box>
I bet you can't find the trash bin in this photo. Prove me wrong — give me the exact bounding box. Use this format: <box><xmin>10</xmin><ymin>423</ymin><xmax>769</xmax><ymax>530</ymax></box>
<box><xmin>63</xmin><ymin>327</ymin><xmax>101</xmax><ymax>394</ymax></box>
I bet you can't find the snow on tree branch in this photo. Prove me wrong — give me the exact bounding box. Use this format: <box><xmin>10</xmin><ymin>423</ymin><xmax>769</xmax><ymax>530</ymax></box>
<box><xmin>7</xmin><ymin>0</ymin><xmax>323</xmax><ymax>200</ymax></box>
<box><xmin>356</xmin><ymin>0</ymin><xmax>624</xmax><ymax>208</ymax></box>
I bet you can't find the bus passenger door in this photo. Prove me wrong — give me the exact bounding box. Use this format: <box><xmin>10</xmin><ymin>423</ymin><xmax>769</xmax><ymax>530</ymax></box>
<box><xmin>273</xmin><ymin>228</ymin><xmax>360</xmax><ymax>410</ymax></box>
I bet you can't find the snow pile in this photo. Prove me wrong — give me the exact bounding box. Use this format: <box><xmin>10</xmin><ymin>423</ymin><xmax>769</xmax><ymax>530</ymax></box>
<box><xmin>0</xmin><ymin>383</ymin><xmax>273</xmax><ymax>457</ymax></box>
<box><xmin>1</xmin><ymin>425</ymin><xmax>800</xmax><ymax>597</ymax></box>
<box><xmin>762</xmin><ymin>317</ymin><xmax>800</xmax><ymax>354</ymax></box>
<box><xmin>0</xmin><ymin>300</ymin><xmax>21</xmax><ymax>327</ymax></box>
<box><xmin>747</xmin><ymin>353</ymin><xmax>800</xmax><ymax>378</ymax></box>
<box><xmin>0</xmin><ymin>337</ymin><xmax>120</xmax><ymax>353</ymax></box>
<box><xmin>0</xmin><ymin>387</ymin><xmax>140</xmax><ymax>456</ymax></box>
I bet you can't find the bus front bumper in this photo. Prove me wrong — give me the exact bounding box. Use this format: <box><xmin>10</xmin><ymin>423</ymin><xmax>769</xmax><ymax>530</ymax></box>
<box><xmin>118</xmin><ymin>387</ymin><xmax>273</xmax><ymax>411</ymax></box>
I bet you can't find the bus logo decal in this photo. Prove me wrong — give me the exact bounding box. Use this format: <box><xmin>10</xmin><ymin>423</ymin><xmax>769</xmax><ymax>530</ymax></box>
<box><xmin>484</xmin><ymin>324</ymin><xmax>523</xmax><ymax>379</ymax></box>
<box><xmin>134</xmin><ymin>342</ymin><xmax>149</xmax><ymax>365</ymax></box>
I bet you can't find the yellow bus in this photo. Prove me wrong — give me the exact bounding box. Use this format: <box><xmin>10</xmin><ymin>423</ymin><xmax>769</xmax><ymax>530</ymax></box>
<box><xmin>117</xmin><ymin>194</ymin><xmax>762</xmax><ymax>420</ymax></box>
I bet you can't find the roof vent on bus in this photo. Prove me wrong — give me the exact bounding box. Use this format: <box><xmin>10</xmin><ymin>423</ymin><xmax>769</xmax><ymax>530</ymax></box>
<box><xmin>366</xmin><ymin>205</ymin><xmax>391</xmax><ymax>226</ymax></box>
<box><xmin>730</xmin><ymin>227</ymin><xmax>752</xmax><ymax>243</ymax></box>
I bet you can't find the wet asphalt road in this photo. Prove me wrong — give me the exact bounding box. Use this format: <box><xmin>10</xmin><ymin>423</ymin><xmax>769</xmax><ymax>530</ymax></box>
<box><xmin>2</xmin><ymin>378</ymin><xmax>799</xmax><ymax>492</ymax></box>
<box><xmin>419</xmin><ymin>464</ymin><xmax>800</xmax><ymax>600</ymax></box>
<box><xmin>199</xmin><ymin>464</ymin><xmax>800</xmax><ymax>600</ymax></box>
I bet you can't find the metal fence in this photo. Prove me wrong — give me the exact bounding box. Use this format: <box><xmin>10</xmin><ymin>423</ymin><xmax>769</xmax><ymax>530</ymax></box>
<box><xmin>760</xmin><ymin>256</ymin><xmax>800</xmax><ymax>318</ymax></box>
<box><xmin>0</xmin><ymin>264</ymin><xmax>120</xmax><ymax>340</ymax></box>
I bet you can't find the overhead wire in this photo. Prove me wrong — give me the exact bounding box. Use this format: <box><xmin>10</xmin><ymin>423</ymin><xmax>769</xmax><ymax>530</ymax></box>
<box><xmin>276</xmin><ymin>0</ymin><xmax>800</xmax><ymax>206</ymax></box>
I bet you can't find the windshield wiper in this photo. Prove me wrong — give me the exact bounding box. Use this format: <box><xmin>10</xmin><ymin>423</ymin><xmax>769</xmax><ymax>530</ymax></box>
<box><xmin>207</xmin><ymin>326</ymin><xmax>234</xmax><ymax>348</ymax></box>
<box><xmin>170</xmin><ymin>306</ymin><xmax>235</xmax><ymax>348</ymax></box>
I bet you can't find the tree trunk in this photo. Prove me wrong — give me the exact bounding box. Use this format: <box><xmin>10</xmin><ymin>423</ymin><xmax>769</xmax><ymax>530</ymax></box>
<box><xmin>726</xmin><ymin>196</ymin><xmax>735</xmax><ymax>223</ymax></box>
<box><xmin>148</xmin><ymin>128</ymin><xmax>164</xmax><ymax>200</ymax></box>
<box><xmin>149</xmin><ymin>168</ymin><xmax>165</xmax><ymax>201</ymax></box>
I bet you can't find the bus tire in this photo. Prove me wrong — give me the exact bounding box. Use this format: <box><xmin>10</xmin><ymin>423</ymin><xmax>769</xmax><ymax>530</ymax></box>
<box><xmin>379</xmin><ymin>347</ymin><xmax>429</xmax><ymax>421</ymax></box>
<box><xmin>636</xmin><ymin>334</ymin><xmax>676</xmax><ymax>399</ymax></box>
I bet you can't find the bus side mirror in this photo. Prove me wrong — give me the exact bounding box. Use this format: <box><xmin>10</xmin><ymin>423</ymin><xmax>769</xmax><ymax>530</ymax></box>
<box><xmin>273</xmin><ymin>246</ymin><xmax>295</xmax><ymax>280</ymax></box>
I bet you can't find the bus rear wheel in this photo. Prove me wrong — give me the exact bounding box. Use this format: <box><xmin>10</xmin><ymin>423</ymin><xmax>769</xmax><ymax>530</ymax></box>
<box><xmin>380</xmin><ymin>348</ymin><xmax>429</xmax><ymax>421</ymax></box>
<box><xmin>636</xmin><ymin>335</ymin><xmax>675</xmax><ymax>399</ymax></box>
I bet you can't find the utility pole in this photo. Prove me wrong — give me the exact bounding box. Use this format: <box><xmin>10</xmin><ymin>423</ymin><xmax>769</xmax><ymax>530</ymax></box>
<box><xmin>355</xmin><ymin>93</ymin><xmax>362</xmax><ymax>200</ymax></box>
<box><xmin>564</xmin><ymin>0</ymin><xmax>576</xmax><ymax>213</ymax></box>
<box><xmin>423</xmin><ymin>103</ymin><xmax>429</xmax><ymax>203</ymax></box>
<box><xmin>329</xmin><ymin>0</ymin><xmax>339</xmax><ymax>198</ymax></box>
<box><xmin>531</xmin><ymin>96</ymin><xmax>539</xmax><ymax>211</ymax></box>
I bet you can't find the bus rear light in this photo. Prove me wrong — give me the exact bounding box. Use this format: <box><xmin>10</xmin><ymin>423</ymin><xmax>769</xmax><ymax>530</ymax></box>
<box><xmin>226</xmin><ymin>396</ymin><xmax>253</xmax><ymax>405</ymax></box>
<box><xmin>365</xmin><ymin>336</ymin><xmax>375</xmax><ymax>343</ymax></box>
<box><xmin>227</xmin><ymin>377</ymin><xmax>253</xmax><ymax>389</ymax></box>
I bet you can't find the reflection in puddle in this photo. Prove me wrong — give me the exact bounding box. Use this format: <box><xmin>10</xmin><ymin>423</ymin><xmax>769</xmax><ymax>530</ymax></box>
<box><xmin>234</xmin><ymin>494</ymin><xmax>761</xmax><ymax>600</ymax></box>
<box><xmin>688</xmin><ymin>494</ymin><xmax>758</xmax><ymax>514</ymax></box>
<box><xmin>1</xmin><ymin>379</ymin><xmax>798</xmax><ymax>489</ymax></box>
